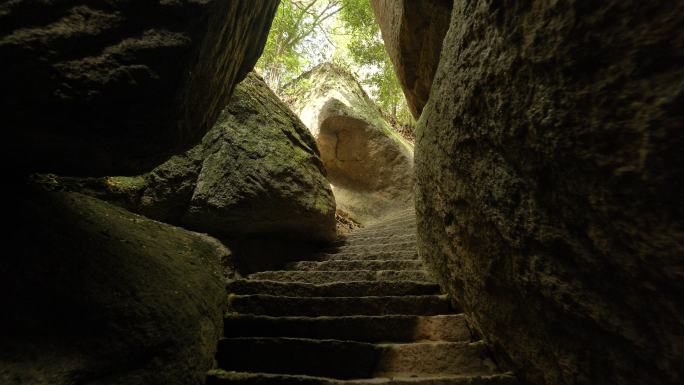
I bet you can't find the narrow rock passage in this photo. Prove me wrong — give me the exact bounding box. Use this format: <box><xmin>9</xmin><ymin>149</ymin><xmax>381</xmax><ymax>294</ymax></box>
<box><xmin>207</xmin><ymin>208</ymin><xmax>518</xmax><ymax>384</ymax></box>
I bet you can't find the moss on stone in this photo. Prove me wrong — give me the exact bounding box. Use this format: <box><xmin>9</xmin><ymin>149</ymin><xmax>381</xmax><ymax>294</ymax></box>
<box><xmin>63</xmin><ymin>72</ymin><xmax>336</xmax><ymax>244</ymax></box>
<box><xmin>2</xmin><ymin>186</ymin><xmax>229</xmax><ymax>385</ymax></box>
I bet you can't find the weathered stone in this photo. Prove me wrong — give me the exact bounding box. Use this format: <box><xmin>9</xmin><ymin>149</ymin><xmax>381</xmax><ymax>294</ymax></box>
<box><xmin>287</xmin><ymin>63</ymin><xmax>414</xmax><ymax>223</ymax></box>
<box><xmin>370</xmin><ymin>0</ymin><xmax>451</xmax><ymax>118</ymax></box>
<box><xmin>223</xmin><ymin>314</ymin><xmax>470</xmax><ymax>343</ymax></box>
<box><xmin>228</xmin><ymin>294</ymin><xmax>450</xmax><ymax>317</ymax></box>
<box><xmin>246</xmin><ymin>269</ymin><xmax>431</xmax><ymax>284</ymax></box>
<box><xmin>287</xmin><ymin>260</ymin><xmax>424</xmax><ymax>272</ymax></box>
<box><xmin>215</xmin><ymin>337</ymin><xmax>493</xmax><ymax>379</ymax></box>
<box><xmin>55</xmin><ymin>73</ymin><xmax>337</xmax><ymax>245</ymax></box>
<box><xmin>1</xmin><ymin>0</ymin><xmax>279</xmax><ymax>175</ymax></box>
<box><xmin>0</xmin><ymin>186</ymin><xmax>229</xmax><ymax>385</ymax></box>
<box><xmin>205</xmin><ymin>370</ymin><xmax>519</xmax><ymax>385</ymax></box>
<box><xmin>227</xmin><ymin>280</ymin><xmax>441</xmax><ymax>297</ymax></box>
<box><xmin>180</xmin><ymin>72</ymin><xmax>336</xmax><ymax>243</ymax></box>
<box><xmin>415</xmin><ymin>2</ymin><xmax>684</xmax><ymax>385</ymax></box>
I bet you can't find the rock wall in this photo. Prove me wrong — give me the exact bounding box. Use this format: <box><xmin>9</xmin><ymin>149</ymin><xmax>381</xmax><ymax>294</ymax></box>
<box><xmin>287</xmin><ymin>63</ymin><xmax>414</xmax><ymax>223</ymax></box>
<box><xmin>1</xmin><ymin>186</ymin><xmax>229</xmax><ymax>385</ymax></box>
<box><xmin>370</xmin><ymin>0</ymin><xmax>451</xmax><ymax>118</ymax></box>
<box><xmin>1</xmin><ymin>0</ymin><xmax>279</xmax><ymax>175</ymax></box>
<box><xmin>1</xmin><ymin>2</ymin><xmax>284</xmax><ymax>382</ymax></box>
<box><xmin>414</xmin><ymin>2</ymin><xmax>684</xmax><ymax>385</ymax></box>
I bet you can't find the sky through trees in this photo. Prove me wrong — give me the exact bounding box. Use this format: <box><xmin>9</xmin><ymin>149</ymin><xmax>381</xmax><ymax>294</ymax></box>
<box><xmin>255</xmin><ymin>0</ymin><xmax>414</xmax><ymax>128</ymax></box>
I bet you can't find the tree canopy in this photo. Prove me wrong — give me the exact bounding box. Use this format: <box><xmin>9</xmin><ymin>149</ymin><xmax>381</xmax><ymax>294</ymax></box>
<box><xmin>255</xmin><ymin>0</ymin><xmax>414</xmax><ymax>129</ymax></box>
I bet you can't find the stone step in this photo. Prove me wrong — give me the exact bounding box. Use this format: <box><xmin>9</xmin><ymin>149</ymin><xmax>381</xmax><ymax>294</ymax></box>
<box><xmin>338</xmin><ymin>233</ymin><xmax>416</xmax><ymax>245</ymax></box>
<box><xmin>215</xmin><ymin>337</ymin><xmax>377</xmax><ymax>379</ymax></box>
<box><xmin>320</xmin><ymin>250</ymin><xmax>419</xmax><ymax>261</ymax></box>
<box><xmin>328</xmin><ymin>239</ymin><xmax>417</xmax><ymax>251</ymax></box>
<box><xmin>286</xmin><ymin>260</ymin><xmax>424</xmax><ymax>272</ymax></box>
<box><xmin>356</xmin><ymin>220</ymin><xmax>416</xmax><ymax>231</ymax></box>
<box><xmin>365</xmin><ymin>216</ymin><xmax>414</xmax><ymax>226</ymax></box>
<box><xmin>367</xmin><ymin>214</ymin><xmax>416</xmax><ymax>226</ymax></box>
<box><xmin>331</xmin><ymin>239</ymin><xmax>417</xmax><ymax>250</ymax></box>
<box><xmin>347</xmin><ymin>226</ymin><xmax>417</xmax><ymax>238</ymax></box>
<box><xmin>227</xmin><ymin>280</ymin><xmax>440</xmax><ymax>297</ymax></box>
<box><xmin>325</xmin><ymin>242</ymin><xmax>417</xmax><ymax>254</ymax></box>
<box><xmin>374</xmin><ymin>340</ymin><xmax>496</xmax><ymax>378</ymax></box>
<box><xmin>374</xmin><ymin>208</ymin><xmax>414</xmax><ymax>220</ymax></box>
<box><xmin>207</xmin><ymin>370</ymin><xmax>519</xmax><ymax>385</ymax></box>
<box><xmin>214</xmin><ymin>338</ymin><xmax>495</xmax><ymax>379</ymax></box>
<box><xmin>223</xmin><ymin>314</ymin><xmax>470</xmax><ymax>342</ymax></box>
<box><xmin>247</xmin><ymin>270</ymin><xmax>432</xmax><ymax>284</ymax></box>
<box><xmin>228</xmin><ymin>294</ymin><xmax>451</xmax><ymax>316</ymax></box>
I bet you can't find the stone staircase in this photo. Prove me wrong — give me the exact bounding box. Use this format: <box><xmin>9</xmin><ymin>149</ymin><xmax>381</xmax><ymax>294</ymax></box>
<box><xmin>207</xmin><ymin>208</ymin><xmax>518</xmax><ymax>384</ymax></box>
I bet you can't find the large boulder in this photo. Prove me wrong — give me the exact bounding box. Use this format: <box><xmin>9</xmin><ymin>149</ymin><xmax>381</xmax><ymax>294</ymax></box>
<box><xmin>287</xmin><ymin>63</ymin><xmax>414</xmax><ymax>224</ymax></box>
<box><xmin>415</xmin><ymin>2</ymin><xmax>683</xmax><ymax>385</ymax></box>
<box><xmin>58</xmin><ymin>73</ymin><xmax>337</xmax><ymax>246</ymax></box>
<box><xmin>0</xmin><ymin>185</ymin><xmax>229</xmax><ymax>385</ymax></box>
<box><xmin>1</xmin><ymin>0</ymin><xmax>279</xmax><ymax>176</ymax></box>
<box><xmin>370</xmin><ymin>0</ymin><xmax>451</xmax><ymax>118</ymax></box>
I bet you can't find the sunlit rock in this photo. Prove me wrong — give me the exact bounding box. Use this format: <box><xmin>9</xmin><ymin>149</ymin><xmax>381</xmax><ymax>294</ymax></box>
<box><xmin>286</xmin><ymin>63</ymin><xmax>414</xmax><ymax>224</ymax></box>
<box><xmin>370</xmin><ymin>0</ymin><xmax>452</xmax><ymax>118</ymax></box>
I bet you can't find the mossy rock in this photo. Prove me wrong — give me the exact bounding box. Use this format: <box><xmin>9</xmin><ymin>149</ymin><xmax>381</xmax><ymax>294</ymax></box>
<box><xmin>0</xmin><ymin>186</ymin><xmax>229</xmax><ymax>385</ymax></box>
<box><xmin>56</xmin><ymin>72</ymin><xmax>337</xmax><ymax>244</ymax></box>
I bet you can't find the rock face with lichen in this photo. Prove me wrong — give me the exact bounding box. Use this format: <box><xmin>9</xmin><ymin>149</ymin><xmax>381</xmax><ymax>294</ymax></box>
<box><xmin>370</xmin><ymin>0</ymin><xmax>451</xmax><ymax>119</ymax></box>
<box><xmin>1</xmin><ymin>186</ymin><xmax>229</xmax><ymax>385</ymax></box>
<box><xmin>286</xmin><ymin>63</ymin><xmax>414</xmax><ymax>224</ymax></box>
<box><xmin>63</xmin><ymin>72</ymin><xmax>337</xmax><ymax>245</ymax></box>
<box><xmin>1</xmin><ymin>0</ymin><xmax>279</xmax><ymax>175</ymax></box>
<box><xmin>409</xmin><ymin>1</ymin><xmax>684</xmax><ymax>385</ymax></box>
